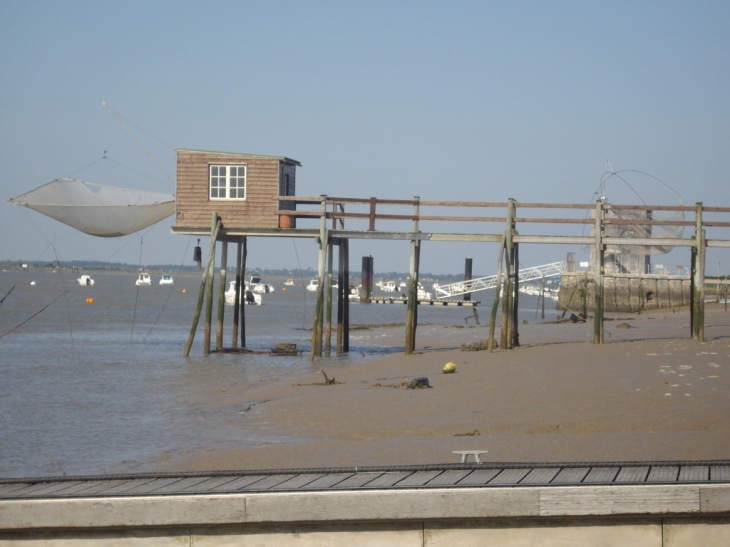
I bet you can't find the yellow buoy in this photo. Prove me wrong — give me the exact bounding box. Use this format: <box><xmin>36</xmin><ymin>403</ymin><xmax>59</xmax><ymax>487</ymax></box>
<box><xmin>85</xmin><ymin>297</ymin><xmax>94</xmax><ymax>304</ymax></box>
<box><xmin>443</xmin><ymin>362</ymin><xmax>456</xmax><ymax>374</ymax></box>
<box><xmin>181</xmin><ymin>289</ymin><xmax>187</xmax><ymax>293</ymax></box>
<box><xmin>282</xmin><ymin>287</ymin><xmax>287</xmax><ymax>291</ymax></box>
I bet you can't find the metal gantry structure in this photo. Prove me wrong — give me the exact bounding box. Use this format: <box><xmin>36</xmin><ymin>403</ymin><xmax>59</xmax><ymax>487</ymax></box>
<box><xmin>434</xmin><ymin>261</ymin><xmax>567</xmax><ymax>299</ymax></box>
<box><xmin>173</xmin><ymin>197</ymin><xmax>730</xmax><ymax>359</ymax></box>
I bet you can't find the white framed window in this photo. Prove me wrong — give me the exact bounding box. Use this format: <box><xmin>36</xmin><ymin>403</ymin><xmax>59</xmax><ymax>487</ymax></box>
<box><xmin>209</xmin><ymin>165</ymin><xmax>246</xmax><ymax>200</ymax></box>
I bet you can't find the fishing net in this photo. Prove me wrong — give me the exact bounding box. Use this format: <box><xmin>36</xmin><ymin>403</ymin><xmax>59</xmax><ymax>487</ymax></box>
<box><xmin>6</xmin><ymin>178</ymin><xmax>175</xmax><ymax>237</ymax></box>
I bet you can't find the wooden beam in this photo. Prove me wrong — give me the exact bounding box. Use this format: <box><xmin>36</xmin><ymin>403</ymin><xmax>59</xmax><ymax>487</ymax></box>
<box><xmin>594</xmin><ymin>201</ymin><xmax>605</xmax><ymax>344</ymax></box>
<box><xmin>325</xmin><ymin>237</ymin><xmax>334</xmax><ymax>357</ymax></box>
<box><xmin>183</xmin><ymin>215</ymin><xmax>221</xmax><ymax>357</ymax></box>
<box><xmin>204</xmin><ymin>213</ymin><xmax>218</xmax><ymax>356</ymax></box>
<box><xmin>240</xmin><ymin>237</ymin><xmax>247</xmax><ymax>349</ymax></box>
<box><xmin>309</xmin><ymin>197</ymin><xmax>328</xmax><ymax>361</ymax></box>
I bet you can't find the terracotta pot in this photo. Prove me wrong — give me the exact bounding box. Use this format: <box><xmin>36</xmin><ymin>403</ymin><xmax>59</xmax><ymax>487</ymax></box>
<box><xmin>279</xmin><ymin>215</ymin><xmax>293</xmax><ymax>229</ymax></box>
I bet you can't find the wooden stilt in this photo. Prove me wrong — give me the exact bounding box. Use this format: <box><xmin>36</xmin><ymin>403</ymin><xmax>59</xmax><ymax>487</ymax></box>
<box><xmin>695</xmin><ymin>202</ymin><xmax>705</xmax><ymax>341</ymax></box>
<box><xmin>594</xmin><ymin>200</ymin><xmax>605</xmax><ymax>344</ymax></box>
<box><xmin>336</xmin><ymin>239</ymin><xmax>344</xmax><ymax>355</ymax></box>
<box><xmin>487</xmin><ymin>233</ymin><xmax>505</xmax><ymax>353</ymax></box>
<box><xmin>240</xmin><ymin>237</ymin><xmax>247</xmax><ymax>349</ymax></box>
<box><xmin>231</xmin><ymin>241</ymin><xmax>242</xmax><ymax>348</ymax></box>
<box><xmin>183</xmin><ymin>215</ymin><xmax>220</xmax><ymax>357</ymax></box>
<box><xmin>309</xmin><ymin>197</ymin><xmax>328</xmax><ymax>361</ymax></box>
<box><xmin>512</xmin><ymin>242</ymin><xmax>520</xmax><ymax>347</ymax></box>
<box><xmin>464</xmin><ymin>258</ymin><xmax>472</xmax><ymax>301</ymax></box>
<box><xmin>343</xmin><ymin>238</ymin><xmax>350</xmax><ymax>353</ymax></box>
<box><xmin>325</xmin><ymin>237</ymin><xmax>334</xmax><ymax>357</ymax></box>
<box><xmin>405</xmin><ymin>197</ymin><xmax>420</xmax><ymax>355</ymax></box>
<box><xmin>501</xmin><ymin>199</ymin><xmax>515</xmax><ymax>350</ymax></box>
<box><xmin>204</xmin><ymin>213</ymin><xmax>219</xmax><ymax>356</ymax></box>
<box><xmin>215</xmin><ymin>240</ymin><xmax>227</xmax><ymax>350</ymax></box>
<box><xmin>360</xmin><ymin>256</ymin><xmax>371</xmax><ymax>303</ymax></box>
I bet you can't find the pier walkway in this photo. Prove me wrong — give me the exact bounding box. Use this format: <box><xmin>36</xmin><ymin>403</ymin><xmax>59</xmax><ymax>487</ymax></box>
<box><xmin>3</xmin><ymin>461</ymin><xmax>730</xmax><ymax>545</ymax></box>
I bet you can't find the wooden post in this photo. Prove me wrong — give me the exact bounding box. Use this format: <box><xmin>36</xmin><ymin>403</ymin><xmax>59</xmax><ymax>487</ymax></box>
<box><xmin>204</xmin><ymin>213</ymin><xmax>218</xmax><ymax>356</ymax></box>
<box><xmin>325</xmin><ymin>236</ymin><xmax>334</xmax><ymax>357</ymax></box>
<box><xmin>512</xmin><ymin>242</ymin><xmax>520</xmax><ymax>347</ymax></box>
<box><xmin>368</xmin><ymin>197</ymin><xmax>377</xmax><ymax>231</ymax></box>
<box><xmin>464</xmin><ymin>258</ymin><xmax>473</xmax><ymax>301</ymax></box>
<box><xmin>405</xmin><ymin>197</ymin><xmax>420</xmax><ymax>355</ymax></box>
<box><xmin>183</xmin><ymin>215</ymin><xmax>220</xmax><ymax>357</ymax></box>
<box><xmin>215</xmin><ymin>239</ymin><xmax>227</xmax><ymax>350</ymax></box>
<box><xmin>541</xmin><ymin>273</ymin><xmax>546</xmax><ymax>319</ymax></box>
<box><xmin>501</xmin><ymin>199</ymin><xmax>515</xmax><ymax>350</ymax></box>
<box><xmin>343</xmin><ymin>238</ymin><xmax>350</xmax><ymax>353</ymax></box>
<box><xmin>691</xmin><ymin>203</ymin><xmax>706</xmax><ymax>341</ymax></box>
<box><xmin>231</xmin><ymin>241</ymin><xmax>242</xmax><ymax>348</ymax></box>
<box><xmin>309</xmin><ymin>197</ymin><xmax>328</xmax><ymax>361</ymax></box>
<box><xmin>593</xmin><ymin>200</ymin><xmax>605</xmax><ymax>344</ymax></box>
<box><xmin>487</xmin><ymin>233</ymin><xmax>506</xmax><ymax>353</ymax></box>
<box><xmin>336</xmin><ymin>239</ymin><xmax>344</xmax><ymax>355</ymax></box>
<box><xmin>240</xmin><ymin>237</ymin><xmax>247</xmax><ymax>348</ymax></box>
<box><xmin>697</xmin><ymin>231</ymin><xmax>706</xmax><ymax>342</ymax></box>
<box><xmin>360</xmin><ymin>256</ymin><xmax>371</xmax><ymax>303</ymax></box>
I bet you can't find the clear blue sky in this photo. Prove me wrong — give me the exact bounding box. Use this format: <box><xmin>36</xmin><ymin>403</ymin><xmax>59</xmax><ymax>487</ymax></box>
<box><xmin>2</xmin><ymin>1</ymin><xmax>729</xmax><ymax>275</ymax></box>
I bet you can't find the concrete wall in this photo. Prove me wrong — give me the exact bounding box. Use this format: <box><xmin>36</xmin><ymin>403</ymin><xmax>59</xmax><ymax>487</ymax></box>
<box><xmin>558</xmin><ymin>273</ymin><xmax>691</xmax><ymax>313</ymax></box>
<box><xmin>3</xmin><ymin>518</ymin><xmax>730</xmax><ymax>546</ymax></box>
<box><xmin>2</xmin><ymin>485</ymin><xmax>730</xmax><ymax>546</ymax></box>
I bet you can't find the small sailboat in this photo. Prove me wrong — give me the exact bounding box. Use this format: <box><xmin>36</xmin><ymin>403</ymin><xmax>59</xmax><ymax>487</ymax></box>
<box><xmin>77</xmin><ymin>275</ymin><xmax>94</xmax><ymax>286</ymax></box>
<box><xmin>135</xmin><ymin>272</ymin><xmax>151</xmax><ymax>286</ymax></box>
<box><xmin>159</xmin><ymin>274</ymin><xmax>174</xmax><ymax>285</ymax></box>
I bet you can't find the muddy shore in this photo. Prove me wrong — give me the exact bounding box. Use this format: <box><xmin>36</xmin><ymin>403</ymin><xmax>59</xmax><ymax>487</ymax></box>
<box><xmin>152</xmin><ymin>305</ymin><xmax>730</xmax><ymax>473</ymax></box>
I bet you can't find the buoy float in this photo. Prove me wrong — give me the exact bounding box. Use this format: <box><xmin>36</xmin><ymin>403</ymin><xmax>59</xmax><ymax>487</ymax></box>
<box><xmin>181</xmin><ymin>289</ymin><xmax>187</xmax><ymax>293</ymax></box>
<box><xmin>282</xmin><ymin>287</ymin><xmax>287</xmax><ymax>291</ymax></box>
<box><xmin>30</xmin><ymin>281</ymin><xmax>36</xmax><ymax>286</ymax></box>
<box><xmin>85</xmin><ymin>297</ymin><xmax>94</xmax><ymax>304</ymax></box>
<box><xmin>443</xmin><ymin>362</ymin><xmax>456</xmax><ymax>374</ymax></box>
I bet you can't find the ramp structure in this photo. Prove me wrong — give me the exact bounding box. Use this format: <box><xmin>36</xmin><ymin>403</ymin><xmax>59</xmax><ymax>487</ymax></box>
<box><xmin>433</xmin><ymin>261</ymin><xmax>566</xmax><ymax>299</ymax></box>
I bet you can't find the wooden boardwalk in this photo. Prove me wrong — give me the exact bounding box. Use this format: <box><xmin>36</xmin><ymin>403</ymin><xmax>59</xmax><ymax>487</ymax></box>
<box><xmin>2</xmin><ymin>460</ymin><xmax>729</xmax><ymax>499</ymax></box>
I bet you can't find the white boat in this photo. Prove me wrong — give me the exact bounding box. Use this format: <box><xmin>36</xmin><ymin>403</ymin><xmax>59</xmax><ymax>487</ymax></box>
<box><xmin>225</xmin><ymin>281</ymin><xmax>261</xmax><ymax>305</ymax></box>
<box><xmin>417</xmin><ymin>283</ymin><xmax>432</xmax><ymax>301</ymax></box>
<box><xmin>135</xmin><ymin>272</ymin><xmax>151</xmax><ymax>286</ymax></box>
<box><xmin>306</xmin><ymin>279</ymin><xmax>319</xmax><ymax>292</ymax></box>
<box><xmin>77</xmin><ymin>275</ymin><xmax>94</xmax><ymax>286</ymax></box>
<box><xmin>159</xmin><ymin>274</ymin><xmax>174</xmax><ymax>285</ymax></box>
<box><xmin>382</xmin><ymin>280</ymin><xmax>399</xmax><ymax>292</ymax></box>
<box><xmin>348</xmin><ymin>285</ymin><xmax>360</xmax><ymax>301</ymax></box>
<box><xmin>249</xmin><ymin>275</ymin><xmax>275</xmax><ymax>293</ymax></box>
<box><xmin>284</xmin><ymin>279</ymin><xmax>295</xmax><ymax>286</ymax></box>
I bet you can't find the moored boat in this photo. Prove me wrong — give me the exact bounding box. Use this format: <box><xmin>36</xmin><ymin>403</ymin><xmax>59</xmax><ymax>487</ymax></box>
<box><xmin>159</xmin><ymin>274</ymin><xmax>174</xmax><ymax>285</ymax></box>
<box><xmin>225</xmin><ymin>281</ymin><xmax>262</xmax><ymax>305</ymax></box>
<box><xmin>77</xmin><ymin>275</ymin><xmax>94</xmax><ymax>286</ymax></box>
<box><xmin>135</xmin><ymin>272</ymin><xmax>151</xmax><ymax>286</ymax></box>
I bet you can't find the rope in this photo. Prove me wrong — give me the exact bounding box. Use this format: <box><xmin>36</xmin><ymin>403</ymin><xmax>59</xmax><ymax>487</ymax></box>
<box><xmin>19</xmin><ymin>208</ymin><xmax>74</xmax><ymax>345</ymax></box>
<box><xmin>130</xmin><ymin>235</ymin><xmax>144</xmax><ymax>341</ymax></box>
<box><xmin>0</xmin><ymin>285</ymin><xmax>16</xmax><ymax>307</ymax></box>
<box><xmin>291</xmin><ymin>238</ymin><xmax>308</xmax><ymax>341</ymax></box>
<box><xmin>142</xmin><ymin>236</ymin><xmax>192</xmax><ymax>342</ymax></box>
<box><xmin>0</xmin><ymin>291</ymin><xmax>69</xmax><ymax>341</ymax></box>
<box><xmin>102</xmin><ymin>102</ymin><xmax>175</xmax><ymax>188</ymax></box>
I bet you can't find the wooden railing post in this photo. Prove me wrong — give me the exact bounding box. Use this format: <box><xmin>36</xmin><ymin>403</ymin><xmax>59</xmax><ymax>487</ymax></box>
<box><xmin>594</xmin><ymin>200</ymin><xmax>605</xmax><ymax>344</ymax></box>
<box><xmin>309</xmin><ymin>196</ymin><xmax>328</xmax><ymax>360</ymax></box>
<box><xmin>405</xmin><ymin>197</ymin><xmax>421</xmax><ymax>355</ymax></box>
<box><xmin>501</xmin><ymin>199</ymin><xmax>515</xmax><ymax>349</ymax></box>
<box><xmin>368</xmin><ymin>197</ymin><xmax>377</xmax><ymax>231</ymax></box>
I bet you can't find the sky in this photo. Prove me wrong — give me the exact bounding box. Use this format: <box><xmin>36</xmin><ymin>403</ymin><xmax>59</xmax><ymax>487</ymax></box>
<box><xmin>1</xmin><ymin>1</ymin><xmax>729</xmax><ymax>276</ymax></box>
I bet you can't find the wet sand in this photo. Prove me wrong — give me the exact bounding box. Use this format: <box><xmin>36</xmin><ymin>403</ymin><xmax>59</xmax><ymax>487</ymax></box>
<box><xmin>155</xmin><ymin>305</ymin><xmax>730</xmax><ymax>472</ymax></box>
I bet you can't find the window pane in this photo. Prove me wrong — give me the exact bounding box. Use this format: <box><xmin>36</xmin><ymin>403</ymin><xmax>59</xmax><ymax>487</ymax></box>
<box><xmin>211</xmin><ymin>188</ymin><xmax>218</xmax><ymax>198</ymax></box>
<box><xmin>219</xmin><ymin>188</ymin><xmax>227</xmax><ymax>198</ymax></box>
<box><xmin>211</xmin><ymin>166</ymin><xmax>218</xmax><ymax>176</ymax></box>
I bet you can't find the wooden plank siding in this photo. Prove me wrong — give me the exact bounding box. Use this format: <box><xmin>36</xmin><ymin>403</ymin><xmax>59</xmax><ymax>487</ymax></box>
<box><xmin>175</xmin><ymin>150</ymin><xmax>298</xmax><ymax>230</ymax></box>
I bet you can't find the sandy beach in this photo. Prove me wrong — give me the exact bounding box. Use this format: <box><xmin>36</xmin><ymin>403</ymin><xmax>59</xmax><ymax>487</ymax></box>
<box><xmin>153</xmin><ymin>304</ymin><xmax>730</xmax><ymax>473</ymax></box>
